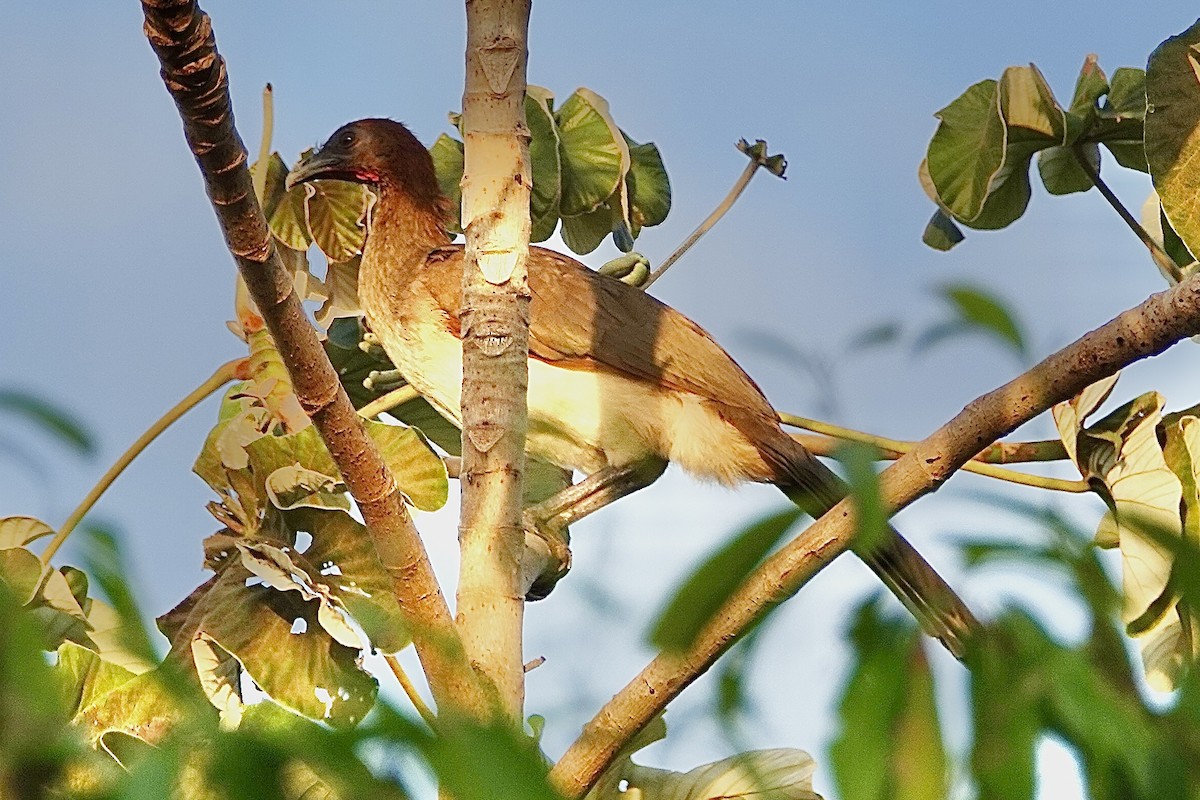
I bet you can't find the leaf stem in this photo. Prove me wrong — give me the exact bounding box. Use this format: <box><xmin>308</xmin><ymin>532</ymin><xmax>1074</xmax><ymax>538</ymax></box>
<box><xmin>41</xmin><ymin>358</ymin><xmax>247</xmax><ymax>565</ymax></box>
<box><xmin>384</xmin><ymin>654</ymin><xmax>437</xmax><ymax>727</ymax></box>
<box><xmin>251</xmin><ymin>83</ymin><xmax>274</xmax><ymax>203</ymax></box>
<box><xmin>1072</xmin><ymin>146</ymin><xmax>1183</xmax><ymax>282</ymax></box>
<box><xmin>643</xmin><ymin>140</ymin><xmax>785</xmax><ymax>290</ymax></box>
<box><xmin>779</xmin><ymin>412</ymin><xmax>1087</xmax><ymax>493</ymax></box>
<box><xmin>357</xmin><ymin>384</ymin><xmax>420</xmax><ymax>419</ymax></box>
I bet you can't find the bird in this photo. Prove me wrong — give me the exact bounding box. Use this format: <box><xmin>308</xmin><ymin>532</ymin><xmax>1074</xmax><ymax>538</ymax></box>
<box><xmin>286</xmin><ymin>118</ymin><xmax>977</xmax><ymax>657</ymax></box>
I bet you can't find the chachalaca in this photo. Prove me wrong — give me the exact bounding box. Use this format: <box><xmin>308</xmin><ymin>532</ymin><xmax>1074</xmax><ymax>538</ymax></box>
<box><xmin>287</xmin><ymin>118</ymin><xmax>978</xmax><ymax>658</ymax></box>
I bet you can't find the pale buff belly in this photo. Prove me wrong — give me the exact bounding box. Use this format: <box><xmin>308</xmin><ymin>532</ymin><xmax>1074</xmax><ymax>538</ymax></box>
<box><xmin>373</xmin><ymin>316</ymin><xmax>768</xmax><ymax>485</ymax></box>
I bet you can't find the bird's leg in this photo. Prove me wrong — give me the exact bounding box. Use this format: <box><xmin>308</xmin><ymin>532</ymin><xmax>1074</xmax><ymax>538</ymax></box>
<box><xmin>523</xmin><ymin>457</ymin><xmax>667</xmax><ymax>599</ymax></box>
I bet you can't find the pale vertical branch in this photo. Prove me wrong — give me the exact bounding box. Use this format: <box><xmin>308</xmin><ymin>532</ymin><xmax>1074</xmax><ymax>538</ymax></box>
<box><xmin>456</xmin><ymin>0</ymin><xmax>534</xmax><ymax>722</ymax></box>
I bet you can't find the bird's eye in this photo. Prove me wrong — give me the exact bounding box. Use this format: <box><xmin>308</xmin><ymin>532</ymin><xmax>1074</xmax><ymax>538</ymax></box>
<box><xmin>339</xmin><ymin>131</ymin><xmax>356</xmax><ymax>147</ymax></box>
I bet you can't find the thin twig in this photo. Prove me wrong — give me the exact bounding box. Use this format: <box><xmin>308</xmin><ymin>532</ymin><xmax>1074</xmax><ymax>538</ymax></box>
<box><xmin>643</xmin><ymin>140</ymin><xmax>785</xmax><ymax>290</ymax></box>
<box><xmin>384</xmin><ymin>654</ymin><xmax>437</xmax><ymax>727</ymax></box>
<box><xmin>42</xmin><ymin>358</ymin><xmax>247</xmax><ymax>565</ymax></box>
<box><xmin>779</xmin><ymin>413</ymin><xmax>1088</xmax><ymax>493</ymax></box>
<box><xmin>1072</xmin><ymin>146</ymin><xmax>1183</xmax><ymax>282</ymax></box>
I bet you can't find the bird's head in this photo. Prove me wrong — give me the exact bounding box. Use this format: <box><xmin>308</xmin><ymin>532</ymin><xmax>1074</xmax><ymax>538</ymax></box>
<box><xmin>286</xmin><ymin>118</ymin><xmax>444</xmax><ymax>210</ymax></box>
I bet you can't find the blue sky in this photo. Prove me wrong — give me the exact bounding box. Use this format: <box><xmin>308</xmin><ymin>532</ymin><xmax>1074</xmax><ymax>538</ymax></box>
<box><xmin>2</xmin><ymin>3</ymin><xmax>1195</xmax><ymax>796</ymax></box>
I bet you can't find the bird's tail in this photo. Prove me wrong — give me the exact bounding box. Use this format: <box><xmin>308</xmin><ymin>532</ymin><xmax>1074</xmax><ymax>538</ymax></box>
<box><xmin>763</xmin><ymin>432</ymin><xmax>979</xmax><ymax>659</ymax></box>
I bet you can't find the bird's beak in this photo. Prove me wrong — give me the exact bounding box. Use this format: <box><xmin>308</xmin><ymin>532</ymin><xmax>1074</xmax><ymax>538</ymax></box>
<box><xmin>285</xmin><ymin>150</ymin><xmax>348</xmax><ymax>191</ymax></box>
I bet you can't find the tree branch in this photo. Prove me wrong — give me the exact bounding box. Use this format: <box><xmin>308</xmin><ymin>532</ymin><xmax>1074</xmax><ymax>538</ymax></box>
<box><xmin>550</xmin><ymin>271</ymin><xmax>1200</xmax><ymax>797</ymax></box>
<box><xmin>455</xmin><ymin>0</ymin><xmax>534</xmax><ymax>723</ymax></box>
<box><xmin>140</xmin><ymin>0</ymin><xmax>482</xmax><ymax>712</ymax></box>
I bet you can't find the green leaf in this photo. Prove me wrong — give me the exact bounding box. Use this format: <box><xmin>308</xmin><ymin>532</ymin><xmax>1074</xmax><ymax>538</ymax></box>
<box><xmin>555</xmin><ymin>88</ymin><xmax>630</xmax><ymax>217</ymax></box>
<box><xmin>830</xmin><ymin>599</ymin><xmax>921</xmax><ymax>800</ymax></box>
<box><xmin>560</xmin><ymin>194</ymin><xmax>618</xmax><ymax>255</ymax></box>
<box><xmin>526</xmin><ymin>86</ymin><xmax>563</xmax><ymax>243</ymax></box>
<box><xmin>363</xmin><ymin>419</ymin><xmax>449</xmax><ymax>512</ymax></box>
<box><xmin>306</xmin><ymin>180</ymin><xmax>373</xmax><ymax>262</ymax></box>
<box><xmin>430</xmin><ymin>133</ymin><xmax>465</xmax><ymax>235</ymax></box>
<box><xmin>0</xmin><ymin>388</ymin><xmax>96</xmax><ymax>457</ymax></box>
<box><xmin>966</xmin><ymin>614</ymin><xmax>1042</xmax><ymax>800</ymax></box>
<box><xmin>1038</xmin><ymin>143</ymin><xmax>1098</xmax><ymax>196</ymax></box>
<box><xmin>1099</xmin><ymin>67</ymin><xmax>1149</xmax><ymax>172</ymax></box>
<box><xmin>0</xmin><ymin>546</ymin><xmax>46</xmax><ymax>605</ymax></box>
<box><xmin>189</xmin><ymin>564</ymin><xmax>378</xmax><ymax>727</ymax></box>
<box><xmin>650</xmin><ymin>507</ymin><xmax>802</xmax><ymax>653</ymax></box>
<box><xmin>921</xmin><ymin>209</ymin><xmax>964</xmax><ymax>251</ymax></box>
<box><xmin>81</xmin><ymin>522</ymin><xmax>159</xmax><ymax>667</ymax></box>
<box><xmin>55</xmin><ymin>640</ymin><xmax>139</xmax><ymax>717</ymax></box>
<box><xmin>835</xmin><ymin>443</ymin><xmax>888</xmax><ymax>553</ymax></box>
<box><xmin>74</xmin><ymin>666</ymin><xmax>192</xmax><ymax>750</ymax></box>
<box><xmin>926</xmin><ymin>66</ymin><xmax>1064</xmax><ymax>232</ymax></box>
<box><xmin>269</xmin><ymin>168</ymin><xmax>313</xmax><ymax>251</ymax></box>
<box><xmin>286</xmin><ymin>508</ymin><xmax>411</xmax><ymax>654</ymax></box>
<box><xmin>624</xmin><ymin>135</ymin><xmax>671</xmax><ymax>234</ymax></box>
<box><xmin>1146</xmin><ymin>19</ymin><xmax>1200</xmax><ymax>262</ymax></box>
<box><xmin>424</xmin><ymin>714</ymin><xmax>562</xmax><ymax>800</ymax></box>
<box><xmin>921</xmin><ymin>284</ymin><xmax>1027</xmax><ymax>358</ymax></box>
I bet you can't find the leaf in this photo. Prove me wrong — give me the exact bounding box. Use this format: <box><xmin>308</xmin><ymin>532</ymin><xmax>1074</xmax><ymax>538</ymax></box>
<box><xmin>0</xmin><ymin>388</ymin><xmax>96</xmax><ymax>457</ymax></box>
<box><xmin>269</xmin><ymin>168</ymin><xmax>313</xmax><ymax>251</ymax></box>
<box><xmin>305</xmin><ymin>180</ymin><xmax>373</xmax><ymax>263</ymax></box>
<box><xmin>560</xmin><ymin>194</ymin><xmax>618</xmax><ymax>255</ymax></box>
<box><xmin>0</xmin><ymin>515</ymin><xmax>55</xmax><ymax>548</ymax></box>
<box><xmin>1097</xmin><ymin>67</ymin><xmax>1149</xmax><ymax>172</ymax></box>
<box><xmin>186</xmin><ymin>564</ymin><xmax>377</xmax><ymax>728</ymax></box>
<box><xmin>919</xmin><ymin>283</ymin><xmax>1027</xmax><ymax>358</ymax></box>
<box><xmin>1146</xmin><ymin>19</ymin><xmax>1200</xmax><ymax>263</ymax></box>
<box><xmin>0</xmin><ymin>546</ymin><xmax>47</xmax><ymax>605</ymax></box>
<box><xmin>835</xmin><ymin>443</ymin><xmax>888</xmax><ymax>553</ymax></box>
<box><xmin>650</xmin><ymin>508</ymin><xmax>802</xmax><ymax>653</ymax></box>
<box><xmin>555</xmin><ymin>88</ymin><xmax>631</xmax><ymax>217</ymax></box>
<box><xmin>287</xmin><ymin>508</ymin><xmax>410</xmax><ymax>654</ymax></box>
<box><xmin>429</xmin><ymin>133</ymin><xmax>465</xmax><ymax>235</ymax></box>
<box><xmin>615</xmin><ymin>749</ymin><xmax>822</xmax><ymax>800</ymax></box>
<box><xmin>56</xmin><ymin>640</ymin><xmax>139</xmax><ymax>718</ymax></box>
<box><xmin>363</xmin><ymin>419</ymin><xmax>449</xmax><ymax>512</ymax></box>
<box><xmin>526</xmin><ymin>86</ymin><xmax>563</xmax><ymax>243</ymax></box>
<box><xmin>425</xmin><ymin>714</ymin><xmax>563</xmax><ymax>800</ymax></box>
<box><xmin>921</xmin><ymin>209</ymin><xmax>964</xmax><ymax>251</ymax></box>
<box><xmin>831</xmin><ymin>600</ymin><xmax>944</xmax><ymax>800</ymax></box>
<box><xmin>1054</xmin><ymin>390</ymin><xmax>1190</xmax><ymax>687</ymax></box>
<box><xmin>926</xmin><ymin>65</ymin><xmax>1071</xmax><ymax>234</ymax></box>
<box><xmin>81</xmin><ymin>522</ymin><xmax>159</xmax><ymax>668</ymax></box>
<box><xmin>74</xmin><ymin>666</ymin><xmax>190</xmax><ymax>751</ymax></box>
<box><xmin>1038</xmin><ymin>143</ymin><xmax>1098</xmax><ymax>196</ymax></box>
<box><xmin>625</xmin><ymin>134</ymin><xmax>671</xmax><ymax>234</ymax></box>
<box><xmin>967</xmin><ymin>613</ymin><xmax>1042</xmax><ymax>800</ymax></box>
<box><xmin>313</xmin><ymin>257</ymin><xmax>362</xmax><ymax>329</ymax></box>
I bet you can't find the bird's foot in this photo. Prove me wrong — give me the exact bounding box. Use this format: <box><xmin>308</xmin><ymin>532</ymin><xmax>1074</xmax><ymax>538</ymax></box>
<box><xmin>521</xmin><ymin>507</ymin><xmax>572</xmax><ymax>601</ymax></box>
<box><xmin>364</xmin><ymin>368</ymin><xmax>406</xmax><ymax>392</ymax></box>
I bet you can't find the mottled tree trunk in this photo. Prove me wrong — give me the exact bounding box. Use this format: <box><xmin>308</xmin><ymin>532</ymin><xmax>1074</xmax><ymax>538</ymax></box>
<box><xmin>455</xmin><ymin>0</ymin><xmax>533</xmax><ymax>722</ymax></box>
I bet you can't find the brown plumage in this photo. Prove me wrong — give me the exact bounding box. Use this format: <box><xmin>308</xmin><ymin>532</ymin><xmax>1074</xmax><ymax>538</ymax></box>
<box><xmin>288</xmin><ymin>118</ymin><xmax>976</xmax><ymax>656</ymax></box>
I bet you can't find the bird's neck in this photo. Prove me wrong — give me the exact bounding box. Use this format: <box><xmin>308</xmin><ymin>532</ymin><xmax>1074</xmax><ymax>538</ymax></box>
<box><xmin>360</xmin><ymin>187</ymin><xmax>452</xmax><ymax>310</ymax></box>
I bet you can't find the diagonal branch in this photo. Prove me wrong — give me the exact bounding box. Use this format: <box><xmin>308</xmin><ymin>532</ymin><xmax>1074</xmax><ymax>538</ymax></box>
<box><xmin>550</xmin><ymin>271</ymin><xmax>1200</xmax><ymax>797</ymax></box>
<box><xmin>140</xmin><ymin>0</ymin><xmax>482</xmax><ymax>712</ymax></box>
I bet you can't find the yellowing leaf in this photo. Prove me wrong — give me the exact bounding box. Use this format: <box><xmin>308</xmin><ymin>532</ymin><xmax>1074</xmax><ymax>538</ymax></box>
<box><xmin>0</xmin><ymin>516</ymin><xmax>55</xmax><ymax>549</ymax></box>
<box><xmin>599</xmin><ymin>750</ymin><xmax>822</xmax><ymax>800</ymax></box>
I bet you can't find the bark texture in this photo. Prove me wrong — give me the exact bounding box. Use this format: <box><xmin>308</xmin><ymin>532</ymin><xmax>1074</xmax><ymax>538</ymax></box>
<box><xmin>140</xmin><ymin>0</ymin><xmax>482</xmax><ymax>713</ymax></box>
<box><xmin>454</xmin><ymin>0</ymin><xmax>534</xmax><ymax>722</ymax></box>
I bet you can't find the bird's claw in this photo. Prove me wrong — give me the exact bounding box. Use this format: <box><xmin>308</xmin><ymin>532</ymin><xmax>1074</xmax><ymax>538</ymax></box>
<box><xmin>521</xmin><ymin>508</ymin><xmax>572</xmax><ymax>601</ymax></box>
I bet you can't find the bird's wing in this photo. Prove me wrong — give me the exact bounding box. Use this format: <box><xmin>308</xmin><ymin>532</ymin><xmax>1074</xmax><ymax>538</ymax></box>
<box><xmin>419</xmin><ymin>245</ymin><xmax>777</xmax><ymax>417</ymax></box>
